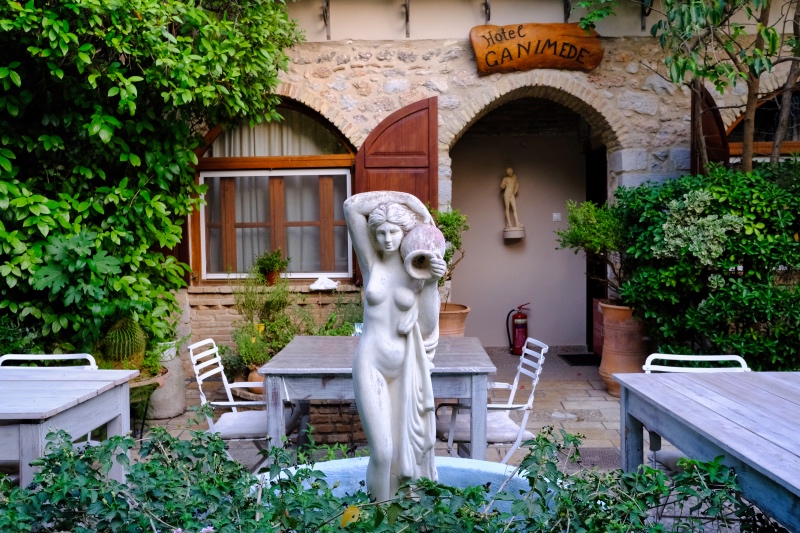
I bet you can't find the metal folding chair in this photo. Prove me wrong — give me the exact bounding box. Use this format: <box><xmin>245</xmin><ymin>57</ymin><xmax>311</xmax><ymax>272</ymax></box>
<box><xmin>188</xmin><ymin>338</ymin><xmax>300</xmax><ymax>472</ymax></box>
<box><xmin>436</xmin><ymin>337</ymin><xmax>548</xmax><ymax>464</ymax></box>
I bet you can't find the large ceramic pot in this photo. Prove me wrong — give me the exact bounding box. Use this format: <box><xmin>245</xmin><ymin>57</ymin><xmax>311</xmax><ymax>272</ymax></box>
<box><xmin>598</xmin><ymin>302</ymin><xmax>648</xmax><ymax>397</ymax></box>
<box><xmin>149</xmin><ymin>341</ymin><xmax>186</xmax><ymax>419</ymax></box>
<box><xmin>248</xmin><ymin>368</ymin><xmax>264</xmax><ymax>395</ymax></box>
<box><xmin>439</xmin><ymin>303</ymin><xmax>470</xmax><ymax>337</ymax></box>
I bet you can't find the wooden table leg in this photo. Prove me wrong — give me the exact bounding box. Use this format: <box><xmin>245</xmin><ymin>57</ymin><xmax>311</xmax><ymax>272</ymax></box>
<box><xmin>264</xmin><ymin>375</ymin><xmax>285</xmax><ymax>449</ymax></box>
<box><xmin>620</xmin><ymin>385</ymin><xmax>644</xmax><ymax>471</ymax></box>
<box><xmin>107</xmin><ymin>383</ymin><xmax>130</xmax><ymax>483</ymax></box>
<box><xmin>19</xmin><ymin>424</ymin><xmax>45</xmax><ymax>488</ymax></box>
<box><xmin>469</xmin><ymin>373</ymin><xmax>488</xmax><ymax>461</ymax></box>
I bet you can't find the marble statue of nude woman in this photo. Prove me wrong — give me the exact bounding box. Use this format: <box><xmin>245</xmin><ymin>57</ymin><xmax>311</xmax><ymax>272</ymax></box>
<box><xmin>344</xmin><ymin>191</ymin><xmax>446</xmax><ymax>501</ymax></box>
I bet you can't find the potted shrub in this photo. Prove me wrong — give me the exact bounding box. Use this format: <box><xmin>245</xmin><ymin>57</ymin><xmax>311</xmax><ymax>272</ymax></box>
<box><xmin>231</xmin><ymin>266</ymin><xmax>298</xmax><ymax>393</ymax></box>
<box><xmin>146</xmin><ymin>314</ymin><xmax>188</xmax><ymax>419</ymax></box>
<box><xmin>254</xmin><ymin>248</ymin><xmax>290</xmax><ymax>286</ymax></box>
<box><xmin>555</xmin><ymin>200</ymin><xmax>647</xmax><ymax>396</ymax></box>
<box><xmin>430</xmin><ymin>208</ymin><xmax>470</xmax><ymax>336</ymax></box>
<box><xmin>98</xmin><ymin>317</ymin><xmax>170</xmax><ymax>429</ymax></box>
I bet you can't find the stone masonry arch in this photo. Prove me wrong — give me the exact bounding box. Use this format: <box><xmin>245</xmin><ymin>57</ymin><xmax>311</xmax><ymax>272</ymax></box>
<box><xmin>276</xmin><ymin>81</ymin><xmax>366</xmax><ymax>148</ymax></box>
<box><xmin>441</xmin><ymin>71</ymin><xmax>633</xmax><ymax>152</ymax></box>
<box><xmin>436</xmin><ymin>70</ymin><xmax>644</xmax><ymax>206</ymax></box>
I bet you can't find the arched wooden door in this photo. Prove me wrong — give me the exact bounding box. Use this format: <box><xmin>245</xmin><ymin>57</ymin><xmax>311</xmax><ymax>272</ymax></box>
<box><xmin>355</xmin><ymin>96</ymin><xmax>438</xmax><ymax>207</ymax></box>
<box><xmin>691</xmin><ymin>85</ymin><xmax>730</xmax><ymax>175</ymax></box>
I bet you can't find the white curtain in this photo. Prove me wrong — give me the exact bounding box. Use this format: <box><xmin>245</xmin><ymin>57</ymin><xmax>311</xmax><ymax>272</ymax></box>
<box><xmin>207</xmin><ymin>108</ymin><xmax>340</xmax><ymax>157</ymax></box>
<box><xmin>206</xmin><ymin>109</ymin><xmax>344</xmax><ymax>273</ymax></box>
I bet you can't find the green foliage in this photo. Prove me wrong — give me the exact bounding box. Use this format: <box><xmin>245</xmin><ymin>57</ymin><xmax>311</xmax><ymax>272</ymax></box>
<box><xmin>233</xmin><ymin>319</ymin><xmax>294</xmax><ymax>369</ymax></box>
<box><xmin>555</xmin><ymin>199</ymin><xmax>629</xmax><ymax>295</ymax></box>
<box><xmin>219</xmin><ymin>344</ymin><xmax>249</xmax><ymax>381</ymax></box>
<box><xmin>101</xmin><ymin>317</ymin><xmax>147</xmax><ymax>363</ymax></box>
<box><xmin>574</xmin><ymin>0</ymin><xmax>792</xmax><ymax>171</ymax></box>
<box><xmin>0</xmin><ymin>315</ymin><xmax>41</xmax><ymax>353</ymax></box>
<box><xmin>0</xmin><ymin>0</ymin><xmax>302</xmax><ymax>352</ymax></box>
<box><xmin>617</xmin><ymin>163</ymin><xmax>800</xmax><ymax>370</ymax></box>
<box><xmin>575</xmin><ymin>0</ymin><xmax>781</xmax><ymax>89</ymax></box>
<box><xmin>231</xmin><ymin>273</ymin><xmax>298</xmax><ymax>368</ymax></box>
<box><xmin>0</xmin><ymin>424</ymin><xmax>786</xmax><ymax>532</ymax></box>
<box><xmin>430</xmin><ymin>208</ymin><xmax>469</xmax><ymax>284</ymax></box>
<box><xmin>294</xmin><ymin>292</ymin><xmax>364</xmax><ymax>337</ymax></box>
<box><xmin>254</xmin><ymin>248</ymin><xmax>290</xmax><ymax>277</ymax></box>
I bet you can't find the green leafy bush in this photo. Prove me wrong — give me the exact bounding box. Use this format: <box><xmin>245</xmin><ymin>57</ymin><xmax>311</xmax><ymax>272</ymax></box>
<box><xmin>231</xmin><ymin>272</ymin><xmax>299</xmax><ymax>369</ymax></box>
<box><xmin>556</xmin><ymin>199</ymin><xmax>630</xmax><ymax>295</ymax></box>
<box><xmin>0</xmin><ymin>0</ymin><xmax>302</xmax><ymax>351</ymax></box>
<box><xmin>0</xmin><ymin>424</ymin><xmax>786</xmax><ymax>532</ymax></box>
<box><xmin>430</xmin><ymin>208</ymin><xmax>469</xmax><ymax>284</ymax></box>
<box><xmin>617</xmin><ymin>163</ymin><xmax>800</xmax><ymax>370</ymax></box>
<box><xmin>0</xmin><ymin>315</ymin><xmax>41</xmax><ymax>353</ymax></box>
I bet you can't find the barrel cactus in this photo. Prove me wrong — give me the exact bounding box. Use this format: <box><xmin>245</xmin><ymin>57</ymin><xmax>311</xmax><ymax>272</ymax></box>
<box><xmin>102</xmin><ymin>318</ymin><xmax>147</xmax><ymax>368</ymax></box>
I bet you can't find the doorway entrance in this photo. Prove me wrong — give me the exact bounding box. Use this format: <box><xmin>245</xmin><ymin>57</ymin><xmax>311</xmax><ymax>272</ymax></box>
<box><xmin>449</xmin><ymin>97</ymin><xmax>607</xmax><ymax>350</ymax></box>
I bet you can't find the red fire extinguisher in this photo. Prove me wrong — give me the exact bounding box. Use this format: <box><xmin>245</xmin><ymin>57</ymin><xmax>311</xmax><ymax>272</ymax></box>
<box><xmin>506</xmin><ymin>303</ymin><xmax>530</xmax><ymax>355</ymax></box>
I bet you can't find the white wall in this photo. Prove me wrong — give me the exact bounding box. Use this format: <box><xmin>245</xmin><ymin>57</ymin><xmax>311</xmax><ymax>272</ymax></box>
<box><xmin>450</xmin><ymin>133</ymin><xmax>587</xmax><ymax>347</ymax></box>
<box><xmin>288</xmin><ymin>0</ymin><xmax>652</xmax><ymax>41</ymax></box>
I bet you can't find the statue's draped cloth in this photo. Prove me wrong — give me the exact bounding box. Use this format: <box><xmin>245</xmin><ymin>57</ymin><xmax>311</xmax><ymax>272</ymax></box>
<box><xmin>396</xmin><ymin>321</ymin><xmax>437</xmax><ymax>484</ymax></box>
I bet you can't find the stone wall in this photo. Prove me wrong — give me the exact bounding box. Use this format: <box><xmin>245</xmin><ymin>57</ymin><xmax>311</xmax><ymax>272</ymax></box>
<box><xmin>275</xmin><ymin>37</ymin><xmax>695</xmax><ymax>203</ymax></box>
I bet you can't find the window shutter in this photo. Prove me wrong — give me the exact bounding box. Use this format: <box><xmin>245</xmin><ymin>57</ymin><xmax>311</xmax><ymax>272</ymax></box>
<box><xmin>691</xmin><ymin>85</ymin><xmax>730</xmax><ymax>175</ymax></box>
<box><xmin>353</xmin><ymin>97</ymin><xmax>438</xmax><ymax>284</ymax></box>
<box><xmin>355</xmin><ymin>97</ymin><xmax>438</xmax><ymax>207</ymax></box>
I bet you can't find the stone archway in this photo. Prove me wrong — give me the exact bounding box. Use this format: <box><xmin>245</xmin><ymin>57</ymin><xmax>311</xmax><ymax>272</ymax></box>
<box><xmin>275</xmin><ymin>81</ymin><xmax>367</xmax><ymax>148</ymax></box>
<box><xmin>436</xmin><ymin>70</ymin><xmax>643</xmax><ymax>206</ymax></box>
<box><xmin>442</xmin><ymin>72</ymin><xmax>632</xmax><ymax>152</ymax></box>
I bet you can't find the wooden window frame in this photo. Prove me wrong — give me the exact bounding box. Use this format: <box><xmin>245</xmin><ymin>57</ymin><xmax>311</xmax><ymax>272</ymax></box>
<box><xmin>192</xmin><ymin>155</ymin><xmax>354</xmax><ymax>283</ymax></box>
<box><xmin>727</xmin><ymin>88</ymin><xmax>800</xmax><ymax>157</ymax></box>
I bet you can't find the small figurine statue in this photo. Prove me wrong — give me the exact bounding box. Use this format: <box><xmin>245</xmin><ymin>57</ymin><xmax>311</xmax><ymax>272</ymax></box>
<box><xmin>500</xmin><ymin>167</ymin><xmax>523</xmax><ymax>229</ymax></box>
<box><xmin>344</xmin><ymin>191</ymin><xmax>446</xmax><ymax>501</ymax></box>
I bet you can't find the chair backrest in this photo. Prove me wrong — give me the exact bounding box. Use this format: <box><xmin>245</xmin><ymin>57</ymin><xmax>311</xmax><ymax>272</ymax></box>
<box><xmin>643</xmin><ymin>353</ymin><xmax>750</xmax><ymax>373</ymax></box>
<box><xmin>504</xmin><ymin>337</ymin><xmax>548</xmax><ymax>409</ymax></box>
<box><xmin>188</xmin><ymin>339</ymin><xmax>237</xmax><ymax>427</ymax></box>
<box><xmin>0</xmin><ymin>353</ymin><xmax>98</xmax><ymax>369</ymax></box>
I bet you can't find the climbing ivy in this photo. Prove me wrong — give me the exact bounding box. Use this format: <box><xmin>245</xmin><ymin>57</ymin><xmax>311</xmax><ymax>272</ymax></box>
<box><xmin>0</xmin><ymin>0</ymin><xmax>302</xmax><ymax>350</ymax></box>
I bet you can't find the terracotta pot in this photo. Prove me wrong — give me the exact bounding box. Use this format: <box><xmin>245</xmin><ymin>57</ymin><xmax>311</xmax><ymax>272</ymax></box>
<box><xmin>265</xmin><ymin>271</ymin><xmax>280</xmax><ymax>286</ymax></box>
<box><xmin>439</xmin><ymin>303</ymin><xmax>470</xmax><ymax>337</ymax></box>
<box><xmin>130</xmin><ymin>366</ymin><xmax>170</xmax><ymax>390</ymax></box>
<box><xmin>247</xmin><ymin>368</ymin><xmax>264</xmax><ymax>395</ymax></box>
<box><xmin>598</xmin><ymin>302</ymin><xmax>648</xmax><ymax>397</ymax></box>
<box><xmin>592</xmin><ymin>297</ymin><xmax>605</xmax><ymax>356</ymax></box>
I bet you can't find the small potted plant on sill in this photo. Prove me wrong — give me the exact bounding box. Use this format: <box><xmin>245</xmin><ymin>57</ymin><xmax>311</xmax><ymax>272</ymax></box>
<box><xmin>430</xmin><ymin>207</ymin><xmax>470</xmax><ymax>336</ymax></box>
<box><xmin>555</xmin><ymin>199</ymin><xmax>647</xmax><ymax>397</ymax></box>
<box><xmin>254</xmin><ymin>248</ymin><xmax>290</xmax><ymax>286</ymax></box>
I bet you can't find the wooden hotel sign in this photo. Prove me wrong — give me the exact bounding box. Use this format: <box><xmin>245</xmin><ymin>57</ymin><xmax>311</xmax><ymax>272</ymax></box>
<box><xmin>469</xmin><ymin>23</ymin><xmax>603</xmax><ymax>74</ymax></box>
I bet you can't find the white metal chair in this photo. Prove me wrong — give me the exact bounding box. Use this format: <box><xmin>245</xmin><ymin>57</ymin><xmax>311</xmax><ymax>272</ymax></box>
<box><xmin>643</xmin><ymin>353</ymin><xmax>750</xmax><ymax>374</ymax></box>
<box><xmin>0</xmin><ymin>353</ymin><xmax>101</xmax><ymax>484</ymax></box>
<box><xmin>642</xmin><ymin>353</ymin><xmax>750</xmax><ymax>471</ymax></box>
<box><xmin>188</xmin><ymin>338</ymin><xmax>300</xmax><ymax>473</ymax></box>
<box><xmin>436</xmin><ymin>337</ymin><xmax>548</xmax><ymax>464</ymax></box>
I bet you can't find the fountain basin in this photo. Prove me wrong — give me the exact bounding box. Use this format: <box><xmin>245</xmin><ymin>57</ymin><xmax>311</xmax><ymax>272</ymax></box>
<box><xmin>261</xmin><ymin>456</ymin><xmax>531</xmax><ymax>512</ymax></box>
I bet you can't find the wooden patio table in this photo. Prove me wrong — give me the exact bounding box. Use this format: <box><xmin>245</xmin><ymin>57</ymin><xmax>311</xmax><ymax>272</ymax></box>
<box><xmin>617</xmin><ymin>371</ymin><xmax>800</xmax><ymax>531</ymax></box>
<box><xmin>258</xmin><ymin>336</ymin><xmax>496</xmax><ymax>460</ymax></box>
<box><xmin>0</xmin><ymin>367</ymin><xmax>138</xmax><ymax>487</ymax></box>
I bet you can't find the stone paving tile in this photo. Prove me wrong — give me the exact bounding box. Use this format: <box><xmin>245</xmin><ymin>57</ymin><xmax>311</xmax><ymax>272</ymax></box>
<box><xmin>579</xmin><ymin>439</ymin><xmax>617</xmax><ymax>448</ymax></box>
<box><xmin>562</xmin><ymin>400</ymin><xmax>619</xmax><ymax>410</ymax></box>
<box><xmin>557</xmin><ymin>420</ymin><xmax>609</xmax><ymax>430</ymax></box>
